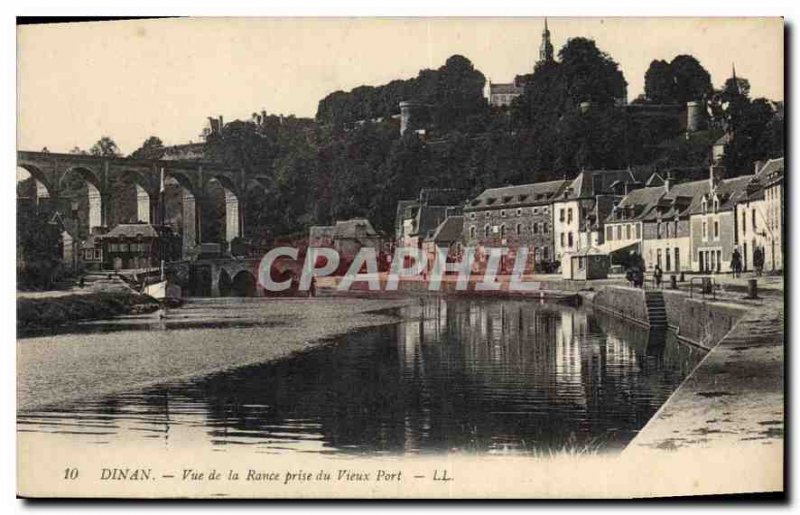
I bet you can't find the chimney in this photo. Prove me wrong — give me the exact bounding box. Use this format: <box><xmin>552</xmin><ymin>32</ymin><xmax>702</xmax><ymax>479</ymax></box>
<box><xmin>709</xmin><ymin>164</ymin><xmax>725</xmax><ymax>191</ymax></box>
<box><xmin>664</xmin><ymin>171</ymin><xmax>674</xmax><ymax>193</ymax></box>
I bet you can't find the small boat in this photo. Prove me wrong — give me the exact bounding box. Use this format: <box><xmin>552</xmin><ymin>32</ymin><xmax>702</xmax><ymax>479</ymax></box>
<box><xmin>144</xmin><ymin>279</ymin><xmax>183</xmax><ymax>307</ymax></box>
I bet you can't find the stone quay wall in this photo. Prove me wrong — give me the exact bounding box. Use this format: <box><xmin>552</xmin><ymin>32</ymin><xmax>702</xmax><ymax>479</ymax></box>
<box><xmin>591</xmin><ymin>285</ymin><xmax>749</xmax><ymax>349</ymax></box>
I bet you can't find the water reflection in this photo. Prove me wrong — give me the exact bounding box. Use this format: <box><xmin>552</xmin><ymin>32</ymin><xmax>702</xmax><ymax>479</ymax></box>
<box><xmin>18</xmin><ymin>298</ymin><xmax>705</xmax><ymax>455</ymax></box>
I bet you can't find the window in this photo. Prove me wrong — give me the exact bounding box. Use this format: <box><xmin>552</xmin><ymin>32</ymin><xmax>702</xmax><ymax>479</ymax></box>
<box><xmin>543</xmin><ymin>247</ymin><xmax>549</xmax><ymax>260</ymax></box>
<box><xmin>752</xmin><ymin>209</ymin><xmax>757</xmax><ymax>231</ymax></box>
<box><xmin>741</xmin><ymin>211</ymin><xmax>746</xmax><ymax>234</ymax></box>
<box><xmin>567</xmin><ymin>208</ymin><xmax>573</xmax><ymax>224</ymax></box>
<box><xmin>714</xmin><ymin>220</ymin><xmax>720</xmax><ymax>239</ymax></box>
<box><xmin>515</xmin><ymin>223</ymin><xmax>522</xmax><ymax>236</ymax></box>
<box><xmin>484</xmin><ymin>225</ymin><xmax>490</xmax><ymax>237</ymax></box>
<box><xmin>485</xmin><ymin>212</ymin><xmax>490</xmax><ymax>219</ymax></box>
<box><xmin>567</xmin><ymin>232</ymin><xmax>574</xmax><ymax>248</ymax></box>
<box><xmin>674</xmin><ymin>247</ymin><xmax>680</xmax><ymax>271</ymax></box>
<box><xmin>713</xmin><ymin>198</ymin><xmax>719</xmax><ymax>213</ymax></box>
<box><xmin>578</xmin><ymin>256</ymin><xmax>585</xmax><ymax>270</ymax></box>
<box><xmin>469</xmin><ymin>226</ymin><xmax>476</xmax><ymax>239</ymax></box>
<box><xmin>559</xmin><ymin>208</ymin><xmax>565</xmax><ymax>222</ymax></box>
<box><xmin>543</xmin><ymin>223</ymin><xmax>548</xmax><ymax>234</ymax></box>
<box><xmin>702</xmin><ymin>199</ymin><xmax>707</xmax><ymax>214</ymax></box>
<box><xmin>674</xmin><ymin>220</ymin><xmax>679</xmax><ymax>237</ymax></box>
<box><xmin>657</xmin><ymin>249</ymin><xmax>662</xmax><ymax>269</ymax></box>
<box><xmin>543</xmin><ymin>207</ymin><xmax>549</xmax><ymax>214</ymax></box>
<box><xmin>533</xmin><ymin>224</ymin><xmax>539</xmax><ymax>235</ymax></box>
<box><xmin>606</xmin><ymin>226</ymin><xmax>613</xmax><ymax>241</ymax></box>
<box><xmin>500</xmin><ymin>210</ymin><xmax>506</xmax><ymax>218</ymax></box>
<box><xmin>666</xmin><ymin>248</ymin><xmax>672</xmax><ymax>271</ymax></box>
<box><xmin>656</xmin><ymin>223</ymin><xmax>662</xmax><ymax>239</ymax></box>
<box><xmin>560</xmin><ymin>233</ymin><xmax>565</xmax><ymax>247</ymax></box>
<box><xmin>635</xmin><ymin>224</ymin><xmax>641</xmax><ymax>239</ymax></box>
<box><xmin>626</xmin><ymin>224</ymin><xmax>631</xmax><ymax>240</ymax></box>
<box><xmin>470</xmin><ymin>213</ymin><xmax>476</xmax><ymax>220</ymax></box>
<box><xmin>616</xmin><ymin>226</ymin><xmax>622</xmax><ymax>240</ymax></box>
<box><xmin>500</xmin><ymin>224</ymin><xmax>506</xmax><ymax>237</ymax></box>
<box><xmin>702</xmin><ymin>221</ymin><xmax>708</xmax><ymax>240</ymax></box>
<box><xmin>533</xmin><ymin>208</ymin><xmax>539</xmax><ymax>214</ymax></box>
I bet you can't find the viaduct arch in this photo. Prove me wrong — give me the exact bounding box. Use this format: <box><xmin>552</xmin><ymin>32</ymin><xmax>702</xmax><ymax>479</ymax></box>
<box><xmin>17</xmin><ymin>150</ymin><xmax>270</xmax><ymax>258</ymax></box>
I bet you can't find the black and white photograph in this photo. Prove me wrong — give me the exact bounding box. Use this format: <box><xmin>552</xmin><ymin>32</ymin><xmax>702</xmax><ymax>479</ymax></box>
<box><xmin>14</xmin><ymin>16</ymin><xmax>785</xmax><ymax>499</ymax></box>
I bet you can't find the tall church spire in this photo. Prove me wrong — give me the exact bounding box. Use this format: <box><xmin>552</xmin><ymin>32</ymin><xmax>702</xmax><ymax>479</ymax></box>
<box><xmin>538</xmin><ymin>18</ymin><xmax>554</xmax><ymax>64</ymax></box>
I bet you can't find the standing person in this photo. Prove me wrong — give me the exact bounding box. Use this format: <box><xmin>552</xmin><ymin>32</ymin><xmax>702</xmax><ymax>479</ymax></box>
<box><xmin>754</xmin><ymin>246</ymin><xmax>764</xmax><ymax>276</ymax></box>
<box><xmin>654</xmin><ymin>263</ymin><xmax>663</xmax><ymax>288</ymax></box>
<box><xmin>309</xmin><ymin>276</ymin><xmax>316</xmax><ymax>298</ymax></box>
<box><xmin>731</xmin><ymin>248</ymin><xmax>742</xmax><ymax>278</ymax></box>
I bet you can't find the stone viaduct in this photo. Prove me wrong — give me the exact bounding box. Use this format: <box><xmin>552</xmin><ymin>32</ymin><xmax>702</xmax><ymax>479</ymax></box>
<box><xmin>17</xmin><ymin>150</ymin><xmax>271</xmax><ymax>257</ymax></box>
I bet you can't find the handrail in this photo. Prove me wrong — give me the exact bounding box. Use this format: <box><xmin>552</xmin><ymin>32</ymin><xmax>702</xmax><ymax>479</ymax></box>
<box><xmin>689</xmin><ymin>276</ymin><xmax>716</xmax><ymax>300</ymax></box>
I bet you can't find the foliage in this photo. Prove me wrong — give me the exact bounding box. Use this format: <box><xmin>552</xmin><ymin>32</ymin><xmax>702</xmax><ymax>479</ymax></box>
<box><xmin>315</xmin><ymin>55</ymin><xmax>487</xmax><ymax>133</ymax></box>
<box><xmin>643</xmin><ymin>55</ymin><xmax>712</xmax><ymax>105</ymax></box>
<box><xmin>90</xmin><ymin>136</ymin><xmax>121</xmax><ymax>157</ymax></box>
<box><xmin>130</xmin><ymin>136</ymin><xmax>165</xmax><ymax>160</ymax></box>
<box><xmin>16</xmin><ymin>207</ymin><xmax>64</xmax><ymax>289</ymax></box>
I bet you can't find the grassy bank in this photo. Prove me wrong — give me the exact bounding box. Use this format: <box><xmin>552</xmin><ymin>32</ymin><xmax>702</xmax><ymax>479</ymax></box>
<box><xmin>17</xmin><ymin>291</ymin><xmax>160</xmax><ymax>337</ymax></box>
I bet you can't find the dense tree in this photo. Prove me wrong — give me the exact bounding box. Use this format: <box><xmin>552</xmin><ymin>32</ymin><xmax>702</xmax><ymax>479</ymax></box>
<box><xmin>643</xmin><ymin>59</ymin><xmax>673</xmax><ymax>104</ymax></box>
<box><xmin>315</xmin><ymin>54</ymin><xmax>487</xmax><ymax>133</ymax></box>
<box><xmin>669</xmin><ymin>55</ymin><xmax>712</xmax><ymax>104</ymax></box>
<box><xmin>558</xmin><ymin>37</ymin><xmax>627</xmax><ymax>106</ymax></box>
<box><xmin>17</xmin><ymin>207</ymin><xmax>64</xmax><ymax>289</ymax></box>
<box><xmin>643</xmin><ymin>55</ymin><xmax>712</xmax><ymax>105</ymax></box>
<box><xmin>90</xmin><ymin>136</ymin><xmax>120</xmax><ymax>157</ymax></box>
<box><xmin>130</xmin><ymin>136</ymin><xmax>165</xmax><ymax>160</ymax></box>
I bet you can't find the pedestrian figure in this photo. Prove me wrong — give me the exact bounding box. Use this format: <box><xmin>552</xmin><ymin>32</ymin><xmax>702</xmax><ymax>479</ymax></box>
<box><xmin>309</xmin><ymin>276</ymin><xmax>316</xmax><ymax>298</ymax></box>
<box><xmin>654</xmin><ymin>264</ymin><xmax>663</xmax><ymax>288</ymax></box>
<box><xmin>731</xmin><ymin>248</ymin><xmax>742</xmax><ymax>278</ymax></box>
<box><xmin>753</xmin><ymin>246</ymin><xmax>764</xmax><ymax>276</ymax></box>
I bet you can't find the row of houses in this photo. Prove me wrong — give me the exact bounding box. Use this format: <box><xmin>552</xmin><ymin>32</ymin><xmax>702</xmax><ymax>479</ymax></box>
<box><xmin>394</xmin><ymin>158</ymin><xmax>784</xmax><ymax>275</ymax></box>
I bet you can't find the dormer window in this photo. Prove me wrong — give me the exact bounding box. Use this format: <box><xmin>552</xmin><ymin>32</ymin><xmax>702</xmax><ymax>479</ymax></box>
<box><xmin>713</xmin><ymin>197</ymin><xmax>720</xmax><ymax>213</ymax></box>
<box><xmin>701</xmin><ymin>198</ymin><xmax>708</xmax><ymax>214</ymax></box>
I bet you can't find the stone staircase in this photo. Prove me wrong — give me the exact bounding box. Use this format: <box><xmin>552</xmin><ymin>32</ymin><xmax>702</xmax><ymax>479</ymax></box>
<box><xmin>644</xmin><ymin>290</ymin><xmax>668</xmax><ymax>328</ymax></box>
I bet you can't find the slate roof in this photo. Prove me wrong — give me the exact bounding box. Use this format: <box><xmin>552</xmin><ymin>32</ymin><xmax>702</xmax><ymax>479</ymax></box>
<box><xmin>562</xmin><ymin>169</ymin><xmax>646</xmax><ymax>200</ymax></box>
<box><xmin>606</xmin><ymin>186</ymin><xmax>666</xmax><ymax>222</ymax></box>
<box><xmin>413</xmin><ymin>205</ymin><xmax>451</xmax><ymax>238</ymax></box>
<box><xmin>605</xmin><ymin>177</ymin><xmax>713</xmax><ymax>223</ymax></box>
<box><xmin>431</xmin><ymin>216</ymin><xmax>464</xmax><ymax>244</ymax></box>
<box><xmin>97</xmin><ymin>223</ymin><xmax>159</xmax><ymax>239</ymax></box>
<box><xmin>466</xmin><ymin>179</ymin><xmax>570</xmax><ymax>209</ymax></box>
<box><xmin>333</xmin><ymin>219</ymin><xmax>379</xmax><ymax>239</ymax></box>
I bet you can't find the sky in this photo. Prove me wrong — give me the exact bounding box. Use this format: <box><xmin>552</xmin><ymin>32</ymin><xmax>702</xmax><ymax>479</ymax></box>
<box><xmin>17</xmin><ymin>17</ymin><xmax>783</xmax><ymax>156</ymax></box>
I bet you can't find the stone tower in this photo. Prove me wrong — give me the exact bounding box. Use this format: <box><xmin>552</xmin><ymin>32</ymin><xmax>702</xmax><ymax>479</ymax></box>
<box><xmin>539</xmin><ymin>18</ymin><xmax>554</xmax><ymax>64</ymax></box>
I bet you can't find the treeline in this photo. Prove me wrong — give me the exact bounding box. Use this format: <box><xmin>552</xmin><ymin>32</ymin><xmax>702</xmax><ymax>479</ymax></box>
<box><xmin>315</xmin><ymin>55</ymin><xmax>488</xmax><ymax>132</ymax></box>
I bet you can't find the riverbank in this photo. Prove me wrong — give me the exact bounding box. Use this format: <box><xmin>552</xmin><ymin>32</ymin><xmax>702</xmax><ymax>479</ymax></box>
<box><xmin>625</xmin><ymin>301</ymin><xmax>784</xmax><ymax>455</ymax></box>
<box><xmin>17</xmin><ymin>291</ymin><xmax>160</xmax><ymax>337</ymax></box>
<box><xmin>17</xmin><ymin>297</ymin><xmax>412</xmax><ymax>410</ymax></box>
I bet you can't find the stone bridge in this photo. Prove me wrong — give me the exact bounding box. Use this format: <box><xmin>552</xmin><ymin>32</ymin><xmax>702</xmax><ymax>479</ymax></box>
<box><xmin>17</xmin><ymin>150</ymin><xmax>271</xmax><ymax>256</ymax></box>
<box><xmin>185</xmin><ymin>256</ymin><xmax>305</xmax><ymax>297</ymax></box>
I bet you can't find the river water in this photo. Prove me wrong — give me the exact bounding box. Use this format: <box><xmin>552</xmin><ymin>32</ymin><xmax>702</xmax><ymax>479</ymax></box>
<box><xmin>18</xmin><ymin>297</ymin><xmax>705</xmax><ymax>456</ymax></box>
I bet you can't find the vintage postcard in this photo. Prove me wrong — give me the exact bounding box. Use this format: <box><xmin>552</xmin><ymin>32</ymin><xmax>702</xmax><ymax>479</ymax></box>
<box><xmin>16</xmin><ymin>17</ymin><xmax>784</xmax><ymax>499</ymax></box>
